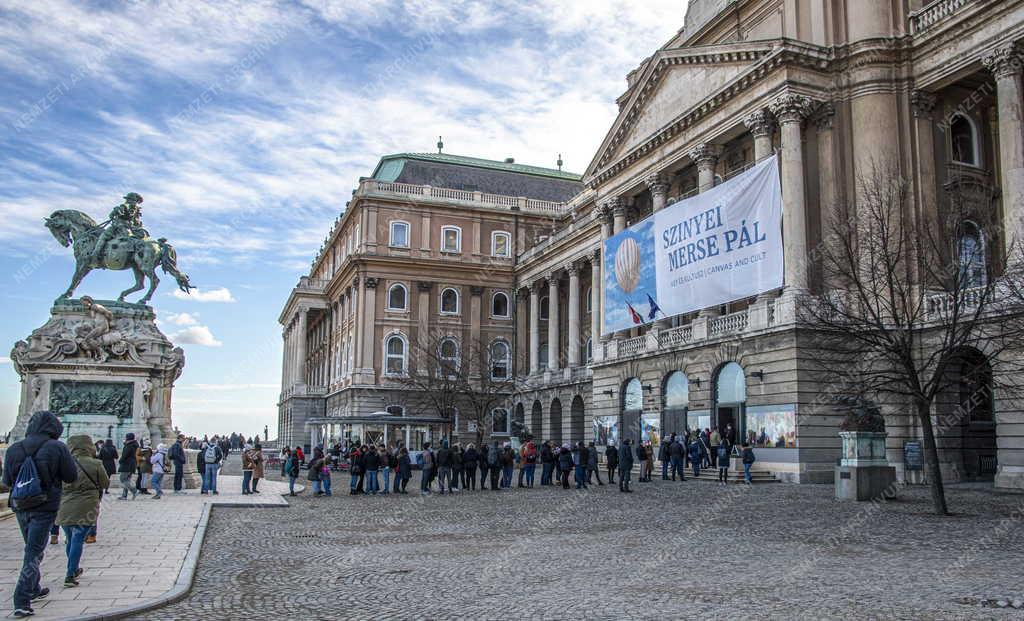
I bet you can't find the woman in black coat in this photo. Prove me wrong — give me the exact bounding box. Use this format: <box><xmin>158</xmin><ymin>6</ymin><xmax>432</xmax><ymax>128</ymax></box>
<box><xmin>462</xmin><ymin>445</ymin><xmax>479</xmax><ymax>491</ymax></box>
<box><xmin>397</xmin><ymin>448</ymin><xmax>412</xmax><ymax>493</ymax></box>
<box><xmin>605</xmin><ymin>444</ymin><xmax>618</xmax><ymax>484</ymax></box>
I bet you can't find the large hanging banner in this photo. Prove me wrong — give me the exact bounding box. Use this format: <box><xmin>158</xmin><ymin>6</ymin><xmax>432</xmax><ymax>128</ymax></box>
<box><xmin>602</xmin><ymin>155</ymin><xmax>782</xmax><ymax>335</ymax></box>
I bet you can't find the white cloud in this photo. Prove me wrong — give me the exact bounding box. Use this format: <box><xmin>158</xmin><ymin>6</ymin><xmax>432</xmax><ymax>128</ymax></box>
<box><xmin>163</xmin><ymin>311</ymin><xmax>200</xmax><ymax>326</ymax></box>
<box><xmin>170</xmin><ymin>325</ymin><xmax>222</xmax><ymax>347</ymax></box>
<box><xmin>179</xmin><ymin>383</ymin><xmax>279</xmax><ymax>391</ymax></box>
<box><xmin>173</xmin><ymin>287</ymin><xmax>236</xmax><ymax>303</ymax></box>
<box><xmin>0</xmin><ymin>356</ymin><xmax>10</xmax><ymax>364</ymax></box>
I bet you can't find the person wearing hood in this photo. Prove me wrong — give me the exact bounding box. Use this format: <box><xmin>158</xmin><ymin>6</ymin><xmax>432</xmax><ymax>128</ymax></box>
<box><xmin>56</xmin><ymin>434</ymin><xmax>109</xmax><ymax>587</ymax></box>
<box><xmin>98</xmin><ymin>439</ymin><xmax>118</xmax><ymax>493</ymax></box>
<box><xmin>135</xmin><ymin>439</ymin><xmax>153</xmax><ymax>495</ymax></box>
<box><xmin>557</xmin><ymin>444</ymin><xmax>573</xmax><ymax>489</ymax></box>
<box><xmin>618</xmin><ymin>438</ymin><xmax>634</xmax><ymax>493</ymax></box>
<box><xmin>2</xmin><ymin>411</ymin><xmax>77</xmax><ymax>617</ymax></box>
<box><xmin>150</xmin><ymin>443</ymin><xmax>168</xmax><ymax>499</ymax></box>
<box><xmin>117</xmin><ymin>433</ymin><xmax>139</xmax><ymax>500</ymax></box>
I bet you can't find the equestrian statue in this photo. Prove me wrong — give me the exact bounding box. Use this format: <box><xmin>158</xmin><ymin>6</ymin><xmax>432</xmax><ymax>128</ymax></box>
<box><xmin>45</xmin><ymin>192</ymin><xmax>194</xmax><ymax>305</ymax></box>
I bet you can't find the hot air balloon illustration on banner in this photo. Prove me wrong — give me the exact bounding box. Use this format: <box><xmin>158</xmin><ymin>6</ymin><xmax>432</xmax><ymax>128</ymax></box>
<box><xmin>614</xmin><ymin>237</ymin><xmax>641</xmax><ymax>293</ymax></box>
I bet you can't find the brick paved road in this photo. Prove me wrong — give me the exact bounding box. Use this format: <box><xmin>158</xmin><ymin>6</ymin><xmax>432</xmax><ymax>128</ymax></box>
<box><xmin>131</xmin><ymin>471</ymin><xmax>1024</xmax><ymax>620</ymax></box>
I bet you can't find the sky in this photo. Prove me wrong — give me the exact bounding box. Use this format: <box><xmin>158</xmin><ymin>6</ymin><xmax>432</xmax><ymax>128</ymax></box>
<box><xmin>0</xmin><ymin>0</ymin><xmax>686</xmax><ymax>437</ymax></box>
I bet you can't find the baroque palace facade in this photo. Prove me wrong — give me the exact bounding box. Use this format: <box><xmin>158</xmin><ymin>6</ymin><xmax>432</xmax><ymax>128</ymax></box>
<box><xmin>279</xmin><ymin>0</ymin><xmax>1024</xmax><ymax>490</ymax></box>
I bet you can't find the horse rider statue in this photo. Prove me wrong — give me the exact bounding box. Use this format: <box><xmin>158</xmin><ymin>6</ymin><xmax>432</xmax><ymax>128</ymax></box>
<box><xmin>91</xmin><ymin>192</ymin><xmax>147</xmax><ymax>264</ymax></box>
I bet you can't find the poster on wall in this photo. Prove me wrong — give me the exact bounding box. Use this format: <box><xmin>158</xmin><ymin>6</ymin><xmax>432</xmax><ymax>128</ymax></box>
<box><xmin>602</xmin><ymin>155</ymin><xmax>783</xmax><ymax>334</ymax></box>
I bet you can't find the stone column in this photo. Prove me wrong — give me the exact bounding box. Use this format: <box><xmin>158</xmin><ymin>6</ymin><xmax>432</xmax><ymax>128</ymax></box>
<box><xmin>590</xmin><ymin>249</ymin><xmax>602</xmax><ymax>361</ymax></box>
<box><xmin>646</xmin><ymin>173</ymin><xmax>670</xmax><ymax>212</ymax></box>
<box><xmin>529</xmin><ymin>281</ymin><xmax>541</xmax><ymax>374</ymax></box>
<box><xmin>815</xmin><ymin>102</ymin><xmax>839</xmax><ymax>287</ymax></box>
<box><xmin>417</xmin><ymin>281</ymin><xmax>432</xmax><ymax>361</ymax></box>
<box><xmin>910</xmin><ymin>91</ymin><xmax>937</xmax><ymax>283</ymax></box>
<box><xmin>470</xmin><ymin>285</ymin><xmax>483</xmax><ymax>349</ymax></box>
<box><xmin>361</xmin><ymin>278</ymin><xmax>378</xmax><ymax>376</ymax></box>
<box><xmin>983</xmin><ymin>43</ymin><xmax>1024</xmax><ymax>252</ymax></box>
<box><xmin>567</xmin><ymin>262</ymin><xmax>581</xmax><ymax>368</ymax></box>
<box><xmin>547</xmin><ymin>271</ymin><xmax>560</xmax><ymax>372</ymax></box>
<box><xmin>280</xmin><ymin>326</ymin><xmax>289</xmax><ymax>390</ymax></box>
<box><xmin>690</xmin><ymin>143</ymin><xmax>722</xmax><ymax>193</ymax></box>
<box><xmin>296</xmin><ymin>308</ymin><xmax>308</xmax><ymax>386</ymax></box>
<box><xmin>770</xmin><ymin>93</ymin><xmax>814</xmax><ymax>294</ymax></box>
<box><xmin>744</xmin><ymin>108</ymin><xmax>777</xmax><ymax>161</ymax></box>
<box><xmin>611</xmin><ymin>198</ymin><xmax>627</xmax><ymax>234</ymax></box>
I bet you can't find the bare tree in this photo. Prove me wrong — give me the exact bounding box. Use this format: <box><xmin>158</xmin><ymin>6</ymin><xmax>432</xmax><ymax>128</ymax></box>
<box><xmin>800</xmin><ymin>161</ymin><xmax>1024</xmax><ymax>515</ymax></box>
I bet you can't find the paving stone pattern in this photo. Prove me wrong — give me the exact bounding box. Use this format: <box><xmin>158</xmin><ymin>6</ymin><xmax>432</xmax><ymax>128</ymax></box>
<box><xmin>131</xmin><ymin>470</ymin><xmax>1024</xmax><ymax>621</ymax></box>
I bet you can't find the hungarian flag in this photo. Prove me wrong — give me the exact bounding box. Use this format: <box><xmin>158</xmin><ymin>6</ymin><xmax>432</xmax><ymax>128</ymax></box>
<box><xmin>627</xmin><ymin>303</ymin><xmax>644</xmax><ymax>325</ymax></box>
<box><xmin>646</xmin><ymin>294</ymin><xmax>662</xmax><ymax>320</ymax></box>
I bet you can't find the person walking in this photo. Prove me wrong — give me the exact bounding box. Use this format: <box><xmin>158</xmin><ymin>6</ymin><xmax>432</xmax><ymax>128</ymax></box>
<box><xmin>98</xmin><ymin>439</ymin><xmax>117</xmax><ymax>494</ymax></box>
<box><xmin>117</xmin><ymin>433</ymin><xmax>139</xmax><ymax>500</ymax></box>
<box><xmin>419</xmin><ymin>443</ymin><xmax>434</xmax><ymax>495</ymax></box>
<box><xmin>741</xmin><ymin>442</ymin><xmax>756</xmax><ymax>484</ymax></box>
<box><xmin>283</xmin><ymin>448</ymin><xmax>299</xmax><ymax>496</ymax></box>
<box><xmin>168</xmin><ymin>435</ymin><xmax>186</xmax><ymax>494</ymax></box>
<box><xmin>201</xmin><ymin>441</ymin><xmax>223</xmax><ymax>495</ymax></box>
<box><xmin>135</xmin><ymin>440</ymin><xmax>153</xmax><ymax>495</ymax></box>
<box><xmin>398</xmin><ymin>447</ymin><xmax>412</xmax><ymax>493</ymax></box>
<box><xmin>55</xmin><ymin>434</ymin><xmax>108</xmax><ymax>588</ymax></box>
<box><xmin>241</xmin><ymin>442</ymin><xmax>255</xmax><ymax>495</ymax></box>
<box><xmin>3</xmin><ymin>411</ymin><xmax>78</xmax><ymax>618</ymax></box>
<box><xmin>586</xmin><ymin>441</ymin><xmax>603</xmax><ymax>485</ymax></box>
<box><xmin>462</xmin><ymin>444</ymin><xmax>478</xmax><ymax>491</ymax></box>
<box><xmin>557</xmin><ymin>444</ymin><xmax>573</xmax><ymax>489</ymax></box>
<box><xmin>618</xmin><ymin>438</ymin><xmax>634</xmax><ymax>493</ymax></box>
<box><xmin>540</xmin><ymin>441</ymin><xmax>554</xmax><ymax>486</ymax></box>
<box><xmin>605</xmin><ymin>443</ymin><xmax>618</xmax><ymax>484</ymax></box>
<box><xmin>150</xmin><ymin>444</ymin><xmax>168</xmax><ymax>499</ymax></box>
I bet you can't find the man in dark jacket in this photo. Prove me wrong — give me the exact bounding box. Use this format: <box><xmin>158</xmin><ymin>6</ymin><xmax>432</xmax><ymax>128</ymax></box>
<box><xmin>2</xmin><ymin>411</ymin><xmax>77</xmax><ymax>617</ymax></box>
<box><xmin>605</xmin><ymin>444</ymin><xmax>618</xmax><ymax>484</ymax></box>
<box><xmin>540</xmin><ymin>441</ymin><xmax>554</xmax><ymax>486</ymax></box>
<box><xmin>659</xmin><ymin>436</ymin><xmax>672</xmax><ymax>480</ymax></box>
<box><xmin>168</xmin><ymin>434</ymin><xmax>187</xmax><ymax>494</ymax></box>
<box><xmin>117</xmin><ymin>433</ymin><xmax>139</xmax><ymax>500</ymax></box>
<box><xmin>618</xmin><ymin>438</ymin><xmax>634</xmax><ymax>493</ymax></box>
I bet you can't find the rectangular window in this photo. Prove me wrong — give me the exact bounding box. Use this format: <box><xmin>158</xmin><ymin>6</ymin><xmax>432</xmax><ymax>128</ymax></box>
<box><xmin>390</xmin><ymin>222</ymin><xmax>409</xmax><ymax>248</ymax></box>
<box><xmin>492</xmin><ymin>231</ymin><xmax>510</xmax><ymax>257</ymax></box>
<box><xmin>491</xmin><ymin>408</ymin><xmax>510</xmax><ymax>434</ymax></box>
<box><xmin>442</xmin><ymin>226</ymin><xmax>461</xmax><ymax>253</ymax></box>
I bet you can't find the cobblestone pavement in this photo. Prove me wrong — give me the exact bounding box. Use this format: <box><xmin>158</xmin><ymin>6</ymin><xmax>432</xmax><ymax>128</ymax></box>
<box><xmin>131</xmin><ymin>471</ymin><xmax>1024</xmax><ymax>621</ymax></box>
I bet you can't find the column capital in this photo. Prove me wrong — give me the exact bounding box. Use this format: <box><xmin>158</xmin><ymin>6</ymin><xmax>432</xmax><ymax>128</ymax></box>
<box><xmin>645</xmin><ymin>172</ymin><xmax>670</xmax><ymax>196</ymax></box>
<box><xmin>364</xmin><ymin>277</ymin><xmax>378</xmax><ymax>289</ymax></box>
<box><xmin>743</xmin><ymin>108</ymin><xmax>776</xmax><ymax>138</ymax></box>
<box><xmin>982</xmin><ymin>42</ymin><xmax>1023</xmax><ymax>80</ymax></box>
<box><xmin>351</xmin><ymin>276</ymin><xmax>360</xmax><ymax>289</ymax></box>
<box><xmin>591</xmin><ymin>247</ymin><xmax>602</xmax><ymax>263</ymax></box>
<box><xmin>688</xmin><ymin>143</ymin><xmax>722</xmax><ymax>170</ymax></box>
<box><xmin>910</xmin><ymin>90</ymin><xmax>937</xmax><ymax>119</ymax></box>
<box><xmin>769</xmin><ymin>93</ymin><xmax>814</xmax><ymax>125</ymax></box>
<box><xmin>565</xmin><ymin>261</ymin><xmax>580</xmax><ymax>277</ymax></box>
<box><xmin>812</xmin><ymin>101</ymin><xmax>836</xmax><ymax>131</ymax></box>
<box><xmin>547</xmin><ymin>269</ymin><xmax>562</xmax><ymax>285</ymax></box>
<box><xmin>529</xmin><ymin>280</ymin><xmax>542</xmax><ymax>295</ymax></box>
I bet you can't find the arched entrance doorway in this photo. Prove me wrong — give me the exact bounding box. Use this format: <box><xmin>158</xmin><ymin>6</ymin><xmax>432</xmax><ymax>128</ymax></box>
<box><xmin>714</xmin><ymin>362</ymin><xmax>746</xmax><ymax>445</ymax></box>
<box><xmin>663</xmin><ymin>371</ymin><xmax>688</xmax><ymax>437</ymax></box>
<box><xmin>937</xmin><ymin>348</ymin><xmax>997</xmax><ymax>481</ymax></box>
<box><xmin>570</xmin><ymin>395</ymin><xmax>585</xmax><ymax>443</ymax></box>
<box><xmin>549</xmin><ymin>398</ymin><xmax>563</xmax><ymax>445</ymax></box>
<box><xmin>530</xmin><ymin>400</ymin><xmax>543</xmax><ymax>441</ymax></box>
<box><xmin>622</xmin><ymin>378</ymin><xmax>643</xmax><ymax>446</ymax></box>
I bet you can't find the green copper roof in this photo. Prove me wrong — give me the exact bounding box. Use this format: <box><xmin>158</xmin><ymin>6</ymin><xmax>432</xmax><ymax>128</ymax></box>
<box><xmin>371</xmin><ymin>152</ymin><xmax>582</xmax><ymax>182</ymax></box>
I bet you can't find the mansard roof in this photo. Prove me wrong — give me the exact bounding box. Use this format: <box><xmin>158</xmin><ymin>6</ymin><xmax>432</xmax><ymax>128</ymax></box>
<box><xmin>371</xmin><ymin>152</ymin><xmax>584</xmax><ymax>202</ymax></box>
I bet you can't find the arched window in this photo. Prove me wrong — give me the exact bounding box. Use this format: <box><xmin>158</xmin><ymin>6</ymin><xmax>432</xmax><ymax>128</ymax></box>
<box><xmin>539</xmin><ymin>342</ymin><xmax>548</xmax><ymax>366</ymax></box>
<box><xmin>490</xmin><ymin>340</ymin><xmax>510</xmax><ymax>379</ymax></box>
<box><xmin>389</xmin><ymin>221</ymin><xmax>410</xmax><ymax>248</ymax></box>
<box><xmin>491</xmin><ymin>292</ymin><xmax>510</xmax><ymax>318</ymax></box>
<box><xmin>540</xmin><ymin>296</ymin><xmax>550</xmax><ymax>320</ymax></box>
<box><xmin>441</xmin><ymin>225</ymin><xmax>462</xmax><ymax>253</ymax></box>
<box><xmin>492</xmin><ymin>231</ymin><xmax>511</xmax><ymax>257</ymax></box>
<box><xmin>623</xmin><ymin>378</ymin><xmax>643</xmax><ymax>412</ymax></box>
<box><xmin>440</xmin><ymin>287</ymin><xmax>460</xmax><ymax>314</ymax></box>
<box><xmin>386</xmin><ymin>283</ymin><xmax>408</xmax><ymax>311</ymax></box>
<box><xmin>439</xmin><ymin>337</ymin><xmax>459</xmax><ymax>376</ymax></box>
<box><xmin>384</xmin><ymin>334</ymin><xmax>407</xmax><ymax>376</ymax></box>
<box><xmin>664</xmin><ymin>371</ymin><xmax>689</xmax><ymax>409</ymax></box>
<box><xmin>958</xmin><ymin>221</ymin><xmax>987</xmax><ymax>288</ymax></box>
<box><xmin>716</xmin><ymin>362</ymin><xmax>746</xmax><ymax>404</ymax></box>
<box><xmin>715</xmin><ymin>362</ymin><xmax>746</xmax><ymax>443</ymax></box>
<box><xmin>950</xmin><ymin>114</ymin><xmax>980</xmax><ymax>166</ymax></box>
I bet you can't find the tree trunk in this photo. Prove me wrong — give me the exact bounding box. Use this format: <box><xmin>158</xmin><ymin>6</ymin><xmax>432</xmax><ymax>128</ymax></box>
<box><xmin>915</xmin><ymin>397</ymin><xmax>949</xmax><ymax>515</ymax></box>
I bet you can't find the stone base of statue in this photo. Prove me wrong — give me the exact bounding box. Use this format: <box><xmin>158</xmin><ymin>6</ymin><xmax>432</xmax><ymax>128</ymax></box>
<box><xmin>8</xmin><ymin>298</ymin><xmax>199</xmax><ymax>488</ymax></box>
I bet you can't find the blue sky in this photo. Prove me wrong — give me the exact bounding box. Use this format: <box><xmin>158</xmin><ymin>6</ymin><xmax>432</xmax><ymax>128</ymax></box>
<box><xmin>0</xmin><ymin>0</ymin><xmax>683</xmax><ymax>436</ymax></box>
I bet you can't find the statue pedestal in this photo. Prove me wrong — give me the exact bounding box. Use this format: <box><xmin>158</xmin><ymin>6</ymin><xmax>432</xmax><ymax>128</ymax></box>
<box><xmin>8</xmin><ymin>299</ymin><xmax>193</xmax><ymax>485</ymax></box>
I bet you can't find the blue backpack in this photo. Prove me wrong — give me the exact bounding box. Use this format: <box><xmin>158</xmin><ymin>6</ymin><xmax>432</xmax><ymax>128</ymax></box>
<box><xmin>10</xmin><ymin>445</ymin><xmax>48</xmax><ymax>511</ymax></box>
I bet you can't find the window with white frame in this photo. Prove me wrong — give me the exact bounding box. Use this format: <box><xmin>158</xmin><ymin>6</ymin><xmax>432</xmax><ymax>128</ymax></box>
<box><xmin>387</xmin><ymin>283</ymin><xmax>408</xmax><ymax>311</ymax></box>
<box><xmin>492</xmin><ymin>407</ymin><xmax>510</xmax><ymax>434</ymax></box>
<box><xmin>441</xmin><ymin>226</ymin><xmax>462</xmax><ymax>253</ymax></box>
<box><xmin>950</xmin><ymin>114</ymin><xmax>980</xmax><ymax>167</ymax></box>
<box><xmin>440</xmin><ymin>287</ymin><xmax>460</xmax><ymax>314</ymax></box>
<box><xmin>491</xmin><ymin>291</ymin><xmax>510</xmax><ymax>318</ymax></box>
<box><xmin>439</xmin><ymin>337</ymin><xmax>459</xmax><ymax>377</ymax></box>
<box><xmin>490</xmin><ymin>340</ymin><xmax>510</xmax><ymax>380</ymax></box>
<box><xmin>384</xmin><ymin>334</ymin><xmax>407</xmax><ymax>376</ymax></box>
<box><xmin>958</xmin><ymin>220</ymin><xmax>987</xmax><ymax>288</ymax></box>
<box><xmin>491</xmin><ymin>231</ymin><xmax>511</xmax><ymax>257</ymax></box>
<box><xmin>390</xmin><ymin>221</ymin><xmax>410</xmax><ymax>248</ymax></box>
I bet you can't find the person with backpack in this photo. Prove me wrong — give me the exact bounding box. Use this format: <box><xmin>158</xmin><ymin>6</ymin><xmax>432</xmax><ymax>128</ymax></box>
<box><xmin>462</xmin><ymin>444</ymin><xmax>478</xmax><ymax>491</ymax></box>
<box><xmin>741</xmin><ymin>442</ymin><xmax>756</xmax><ymax>484</ymax></box>
<box><xmin>717</xmin><ymin>438</ymin><xmax>732</xmax><ymax>484</ymax></box>
<box><xmin>605</xmin><ymin>443</ymin><xmax>618</xmax><ymax>485</ymax></box>
<box><xmin>380</xmin><ymin>444</ymin><xmax>394</xmax><ymax>495</ymax></box>
<box><xmin>150</xmin><ymin>444</ymin><xmax>168</xmax><ymax>499</ymax></box>
<box><xmin>618</xmin><ymin>438</ymin><xmax>634</xmax><ymax>493</ymax></box>
<box><xmin>201</xmin><ymin>441</ymin><xmax>223</xmax><ymax>495</ymax></box>
<box><xmin>319</xmin><ymin>454</ymin><xmax>332</xmax><ymax>496</ymax></box>
<box><xmin>117</xmin><ymin>433</ymin><xmax>139</xmax><ymax>500</ymax></box>
<box><xmin>283</xmin><ymin>448</ymin><xmax>299</xmax><ymax>496</ymax></box>
<box><xmin>3</xmin><ymin>410</ymin><xmax>78</xmax><ymax>618</ymax></box>
<box><xmin>688</xmin><ymin>437</ymin><xmax>703</xmax><ymax>479</ymax></box>
<box><xmin>168</xmin><ymin>434</ymin><xmax>187</xmax><ymax>494</ymax></box>
<box><xmin>635</xmin><ymin>442</ymin><xmax>648</xmax><ymax>482</ymax></box>
<box><xmin>57</xmin><ymin>434</ymin><xmax>109</xmax><ymax>589</ymax></box>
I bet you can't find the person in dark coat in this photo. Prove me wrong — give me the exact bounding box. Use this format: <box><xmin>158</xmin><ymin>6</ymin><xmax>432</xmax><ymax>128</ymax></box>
<box><xmin>540</xmin><ymin>441</ymin><xmax>555</xmax><ymax>486</ymax></box>
<box><xmin>196</xmin><ymin>444</ymin><xmax>207</xmax><ymax>492</ymax></box>
<box><xmin>397</xmin><ymin>448</ymin><xmax>412</xmax><ymax>493</ymax></box>
<box><xmin>98</xmin><ymin>439</ymin><xmax>118</xmax><ymax>493</ymax></box>
<box><xmin>2</xmin><ymin>411</ymin><xmax>77</xmax><ymax>617</ymax></box>
<box><xmin>168</xmin><ymin>434</ymin><xmax>187</xmax><ymax>494</ymax></box>
<box><xmin>605</xmin><ymin>444</ymin><xmax>618</xmax><ymax>484</ymax></box>
<box><xmin>462</xmin><ymin>444</ymin><xmax>478</xmax><ymax>490</ymax></box>
<box><xmin>688</xmin><ymin>438</ymin><xmax>703</xmax><ymax>479</ymax></box>
<box><xmin>618</xmin><ymin>438</ymin><xmax>634</xmax><ymax>493</ymax></box>
<box><xmin>479</xmin><ymin>444</ymin><xmax>491</xmax><ymax>490</ymax></box>
<box><xmin>117</xmin><ymin>433</ymin><xmax>139</xmax><ymax>500</ymax></box>
<box><xmin>557</xmin><ymin>444</ymin><xmax>574</xmax><ymax>489</ymax></box>
<box><xmin>659</xmin><ymin>436</ymin><xmax>672</xmax><ymax>480</ymax></box>
<box><xmin>450</xmin><ymin>444</ymin><xmax>463</xmax><ymax>492</ymax></box>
